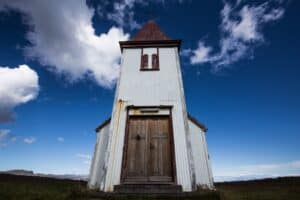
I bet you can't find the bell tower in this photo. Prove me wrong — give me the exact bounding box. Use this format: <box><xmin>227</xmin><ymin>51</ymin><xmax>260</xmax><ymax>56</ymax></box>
<box><xmin>89</xmin><ymin>21</ymin><xmax>214</xmax><ymax>192</ymax></box>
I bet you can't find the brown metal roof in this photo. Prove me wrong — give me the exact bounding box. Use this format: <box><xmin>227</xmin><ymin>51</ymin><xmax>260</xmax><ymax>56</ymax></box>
<box><xmin>131</xmin><ymin>20</ymin><xmax>170</xmax><ymax>41</ymax></box>
<box><xmin>119</xmin><ymin>21</ymin><xmax>181</xmax><ymax>50</ymax></box>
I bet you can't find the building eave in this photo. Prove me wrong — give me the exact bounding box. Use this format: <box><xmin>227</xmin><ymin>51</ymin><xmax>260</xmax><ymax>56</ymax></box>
<box><xmin>188</xmin><ymin>114</ymin><xmax>208</xmax><ymax>132</ymax></box>
<box><xmin>95</xmin><ymin>117</ymin><xmax>111</xmax><ymax>132</ymax></box>
<box><xmin>119</xmin><ymin>40</ymin><xmax>181</xmax><ymax>51</ymax></box>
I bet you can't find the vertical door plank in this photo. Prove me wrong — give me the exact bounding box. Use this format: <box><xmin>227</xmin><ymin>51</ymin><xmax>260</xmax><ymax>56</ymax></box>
<box><xmin>125</xmin><ymin>118</ymin><xmax>147</xmax><ymax>181</ymax></box>
<box><xmin>148</xmin><ymin>117</ymin><xmax>173</xmax><ymax>182</ymax></box>
<box><xmin>124</xmin><ymin>116</ymin><xmax>173</xmax><ymax>183</ymax></box>
<box><xmin>161</xmin><ymin>118</ymin><xmax>172</xmax><ymax>177</ymax></box>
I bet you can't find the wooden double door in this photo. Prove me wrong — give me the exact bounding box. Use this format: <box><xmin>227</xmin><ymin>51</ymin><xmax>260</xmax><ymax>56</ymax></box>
<box><xmin>122</xmin><ymin>116</ymin><xmax>174</xmax><ymax>183</ymax></box>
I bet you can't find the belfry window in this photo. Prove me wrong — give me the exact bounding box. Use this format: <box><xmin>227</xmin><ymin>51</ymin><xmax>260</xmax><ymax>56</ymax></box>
<box><xmin>152</xmin><ymin>53</ymin><xmax>159</xmax><ymax>69</ymax></box>
<box><xmin>141</xmin><ymin>54</ymin><xmax>148</xmax><ymax>69</ymax></box>
<box><xmin>140</xmin><ymin>48</ymin><xmax>159</xmax><ymax>71</ymax></box>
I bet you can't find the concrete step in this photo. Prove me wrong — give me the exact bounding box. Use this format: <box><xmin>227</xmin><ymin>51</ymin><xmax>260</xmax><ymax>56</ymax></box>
<box><xmin>114</xmin><ymin>184</ymin><xmax>182</xmax><ymax>194</ymax></box>
<box><xmin>84</xmin><ymin>190</ymin><xmax>221</xmax><ymax>200</ymax></box>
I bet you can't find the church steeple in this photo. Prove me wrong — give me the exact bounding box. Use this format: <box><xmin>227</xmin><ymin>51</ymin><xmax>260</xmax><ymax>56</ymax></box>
<box><xmin>131</xmin><ymin>20</ymin><xmax>170</xmax><ymax>41</ymax></box>
<box><xmin>89</xmin><ymin>21</ymin><xmax>214</xmax><ymax>193</ymax></box>
<box><xmin>119</xmin><ymin>21</ymin><xmax>181</xmax><ymax>50</ymax></box>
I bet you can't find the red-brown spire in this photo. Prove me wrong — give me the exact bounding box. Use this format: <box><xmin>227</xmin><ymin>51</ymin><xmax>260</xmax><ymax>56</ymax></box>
<box><xmin>119</xmin><ymin>21</ymin><xmax>181</xmax><ymax>50</ymax></box>
<box><xmin>131</xmin><ymin>20</ymin><xmax>170</xmax><ymax>41</ymax></box>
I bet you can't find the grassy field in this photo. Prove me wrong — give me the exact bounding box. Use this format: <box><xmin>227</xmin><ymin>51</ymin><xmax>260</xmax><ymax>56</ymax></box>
<box><xmin>0</xmin><ymin>174</ymin><xmax>87</xmax><ymax>200</ymax></box>
<box><xmin>0</xmin><ymin>174</ymin><xmax>299</xmax><ymax>200</ymax></box>
<box><xmin>216</xmin><ymin>177</ymin><xmax>300</xmax><ymax>200</ymax></box>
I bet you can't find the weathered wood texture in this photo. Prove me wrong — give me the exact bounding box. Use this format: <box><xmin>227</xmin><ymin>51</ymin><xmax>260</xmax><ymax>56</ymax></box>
<box><xmin>123</xmin><ymin>117</ymin><xmax>173</xmax><ymax>183</ymax></box>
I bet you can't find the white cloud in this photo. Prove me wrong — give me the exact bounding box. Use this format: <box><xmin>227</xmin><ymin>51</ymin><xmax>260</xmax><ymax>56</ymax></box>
<box><xmin>0</xmin><ymin>65</ymin><xmax>39</xmax><ymax>123</ymax></box>
<box><xmin>0</xmin><ymin>129</ymin><xmax>9</xmax><ymax>148</ymax></box>
<box><xmin>106</xmin><ymin>0</ymin><xmax>144</xmax><ymax>30</ymax></box>
<box><xmin>0</xmin><ymin>0</ymin><xmax>129</xmax><ymax>88</ymax></box>
<box><xmin>76</xmin><ymin>153</ymin><xmax>91</xmax><ymax>165</ymax></box>
<box><xmin>83</xmin><ymin>160</ymin><xmax>91</xmax><ymax>165</ymax></box>
<box><xmin>214</xmin><ymin>174</ymin><xmax>278</xmax><ymax>182</ymax></box>
<box><xmin>190</xmin><ymin>42</ymin><xmax>213</xmax><ymax>64</ymax></box>
<box><xmin>23</xmin><ymin>137</ymin><xmax>36</xmax><ymax>144</ymax></box>
<box><xmin>99</xmin><ymin>0</ymin><xmax>180</xmax><ymax>30</ymax></box>
<box><xmin>0</xmin><ymin>129</ymin><xmax>18</xmax><ymax>148</ymax></box>
<box><xmin>10</xmin><ymin>137</ymin><xmax>17</xmax><ymax>142</ymax></box>
<box><xmin>57</xmin><ymin>137</ymin><xmax>64</xmax><ymax>142</ymax></box>
<box><xmin>239</xmin><ymin>160</ymin><xmax>300</xmax><ymax>174</ymax></box>
<box><xmin>0</xmin><ymin>129</ymin><xmax>10</xmax><ymax>140</ymax></box>
<box><xmin>76</xmin><ymin>153</ymin><xmax>91</xmax><ymax>160</ymax></box>
<box><xmin>186</xmin><ymin>0</ymin><xmax>285</xmax><ymax>70</ymax></box>
<box><xmin>214</xmin><ymin>160</ymin><xmax>300</xmax><ymax>181</ymax></box>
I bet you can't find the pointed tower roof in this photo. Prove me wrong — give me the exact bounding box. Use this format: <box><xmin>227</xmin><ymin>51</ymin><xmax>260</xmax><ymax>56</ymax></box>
<box><xmin>131</xmin><ymin>20</ymin><xmax>170</xmax><ymax>41</ymax></box>
<box><xmin>119</xmin><ymin>21</ymin><xmax>181</xmax><ymax>50</ymax></box>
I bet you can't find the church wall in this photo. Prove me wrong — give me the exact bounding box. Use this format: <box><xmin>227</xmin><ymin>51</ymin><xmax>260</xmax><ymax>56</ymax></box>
<box><xmin>188</xmin><ymin>120</ymin><xmax>214</xmax><ymax>188</ymax></box>
<box><xmin>88</xmin><ymin>122</ymin><xmax>110</xmax><ymax>190</ymax></box>
<box><xmin>103</xmin><ymin>47</ymin><xmax>193</xmax><ymax>192</ymax></box>
<box><xmin>118</xmin><ymin>47</ymin><xmax>183</xmax><ymax>104</ymax></box>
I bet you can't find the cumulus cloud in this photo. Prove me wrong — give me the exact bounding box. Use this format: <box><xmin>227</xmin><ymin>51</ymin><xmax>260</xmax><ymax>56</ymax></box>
<box><xmin>0</xmin><ymin>129</ymin><xmax>10</xmax><ymax>139</ymax></box>
<box><xmin>97</xmin><ymin>0</ymin><xmax>177</xmax><ymax>30</ymax></box>
<box><xmin>189</xmin><ymin>42</ymin><xmax>213</xmax><ymax>64</ymax></box>
<box><xmin>0</xmin><ymin>65</ymin><xmax>39</xmax><ymax>123</ymax></box>
<box><xmin>0</xmin><ymin>0</ymin><xmax>129</xmax><ymax>88</ymax></box>
<box><xmin>185</xmin><ymin>0</ymin><xmax>285</xmax><ymax>71</ymax></box>
<box><xmin>0</xmin><ymin>129</ymin><xmax>18</xmax><ymax>148</ymax></box>
<box><xmin>23</xmin><ymin>137</ymin><xmax>36</xmax><ymax>144</ymax></box>
<box><xmin>0</xmin><ymin>129</ymin><xmax>10</xmax><ymax>148</ymax></box>
<box><xmin>107</xmin><ymin>0</ymin><xmax>144</xmax><ymax>30</ymax></box>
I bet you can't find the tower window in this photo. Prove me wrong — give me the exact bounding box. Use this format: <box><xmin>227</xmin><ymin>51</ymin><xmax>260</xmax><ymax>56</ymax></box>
<box><xmin>141</xmin><ymin>54</ymin><xmax>148</xmax><ymax>69</ymax></box>
<box><xmin>140</xmin><ymin>48</ymin><xmax>159</xmax><ymax>71</ymax></box>
<box><xmin>152</xmin><ymin>54</ymin><xmax>159</xmax><ymax>70</ymax></box>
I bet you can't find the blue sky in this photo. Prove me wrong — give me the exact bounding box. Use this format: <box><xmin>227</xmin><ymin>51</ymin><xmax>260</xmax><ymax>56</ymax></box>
<box><xmin>0</xmin><ymin>0</ymin><xmax>299</xmax><ymax>180</ymax></box>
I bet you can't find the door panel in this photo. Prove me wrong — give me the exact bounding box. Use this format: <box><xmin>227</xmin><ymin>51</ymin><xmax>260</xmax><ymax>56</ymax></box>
<box><xmin>148</xmin><ymin>118</ymin><xmax>172</xmax><ymax>182</ymax></box>
<box><xmin>125</xmin><ymin>118</ymin><xmax>148</xmax><ymax>181</ymax></box>
<box><xmin>123</xmin><ymin>116</ymin><xmax>173</xmax><ymax>183</ymax></box>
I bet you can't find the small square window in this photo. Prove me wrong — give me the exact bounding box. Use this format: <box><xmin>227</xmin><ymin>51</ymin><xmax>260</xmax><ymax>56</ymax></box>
<box><xmin>140</xmin><ymin>48</ymin><xmax>159</xmax><ymax>71</ymax></box>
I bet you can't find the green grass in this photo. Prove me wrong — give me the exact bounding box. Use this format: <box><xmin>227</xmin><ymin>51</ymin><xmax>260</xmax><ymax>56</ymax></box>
<box><xmin>216</xmin><ymin>177</ymin><xmax>300</xmax><ymax>200</ymax></box>
<box><xmin>0</xmin><ymin>174</ymin><xmax>88</xmax><ymax>200</ymax></box>
<box><xmin>0</xmin><ymin>174</ymin><xmax>299</xmax><ymax>200</ymax></box>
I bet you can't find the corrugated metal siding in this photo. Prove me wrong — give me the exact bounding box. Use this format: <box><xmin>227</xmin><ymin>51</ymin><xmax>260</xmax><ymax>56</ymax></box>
<box><xmin>188</xmin><ymin>119</ymin><xmax>214</xmax><ymax>188</ymax></box>
<box><xmin>118</xmin><ymin>48</ymin><xmax>182</xmax><ymax>104</ymax></box>
<box><xmin>89</xmin><ymin>46</ymin><xmax>214</xmax><ymax>192</ymax></box>
<box><xmin>88</xmin><ymin>122</ymin><xmax>110</xmax><ymax>189</ymax></box>
<box><xmin>103</xmin><ymin>101</ymin><xmax>128</xmax><ymax>192</ymax></box>
<box><xmin>103</xmin><ymin>47</ymin><xmax>193</xmax><ymax>192</ymax></box>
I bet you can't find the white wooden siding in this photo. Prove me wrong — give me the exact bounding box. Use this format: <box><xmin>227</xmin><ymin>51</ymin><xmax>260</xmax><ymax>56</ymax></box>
<box><xmin>103</xmin><ymin>47</ymin><xmax>193</xmax><ymax>192</ymax></box>
<box><xmin>188</xmin><ymin>119</ymin><xmax>214</xmax><ymax>188</ymax></box>
<box><xmin>88</xmin><ymin>122</ymin><xmax>110</xmax><ymax>189</ymax></box>
<box><xmin>89</xmin><ymin>46</ymin><xmax>213</xmax><ymax>192</ymax></box>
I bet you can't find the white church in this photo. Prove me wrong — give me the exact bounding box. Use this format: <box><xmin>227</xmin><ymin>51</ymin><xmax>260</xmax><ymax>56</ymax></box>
<box><xmin>88</xmin><ymin>21</ymin><xmax>214</xmax><ymax>193</ymax></box>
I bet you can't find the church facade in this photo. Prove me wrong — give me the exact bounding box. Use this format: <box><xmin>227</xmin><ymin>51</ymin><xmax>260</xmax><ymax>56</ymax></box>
<box><xmin>88</xmin><ymin>21</ymin><xmax>214</xmax><ymax>192</ymax></box>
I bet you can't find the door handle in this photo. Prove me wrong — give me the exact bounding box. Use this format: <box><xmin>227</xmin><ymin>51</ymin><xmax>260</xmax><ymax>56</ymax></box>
<box><xmin>135</xmin><ymin>134</ymin><xmax>141</xmax><ymax>141</ymax></box>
